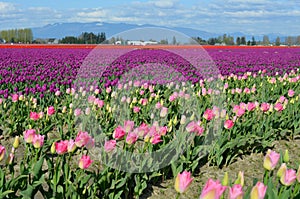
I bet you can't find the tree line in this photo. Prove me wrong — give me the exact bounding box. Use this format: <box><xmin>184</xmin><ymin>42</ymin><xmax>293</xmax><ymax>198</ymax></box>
<box><xmin>0</xmin><ymin>28</ymin><xmax>33</xmax><ymax>43</ymax></box>
<box><xmin>60</xmin><ymin>32</ymin><xmax>106</xmax><ymax>44</ymax></box>
<box><xmin>193</xmin><ymin>34</ymin><xmax>300</xmax><ymax>46</ymax></box>
<box><xmin>1</xmin><ymin>28</ymin><xmax>300</xmax><ymax>46</ymax></box>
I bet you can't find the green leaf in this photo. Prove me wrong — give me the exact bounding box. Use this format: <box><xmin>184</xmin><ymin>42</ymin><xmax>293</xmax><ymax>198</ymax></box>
<box><xmin>57</xmin><ymin>185</ymin><xmax>64</xmax><ymax>194</ymax></box>
<box><xmin>31</xmin><ymin>156</ymin><xmax>45</xmax><ymax>179</ymax></box>
<box><xmin>20</xmin><ymin>184</ymin><xmax>34</xmax><ymax>199</ymax></box>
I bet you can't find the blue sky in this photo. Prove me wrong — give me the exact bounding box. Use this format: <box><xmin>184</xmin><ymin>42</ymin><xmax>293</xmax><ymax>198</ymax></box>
<box><xmin>1</xmin><ymin>0</ymin><xmax>300</xmax><ymax>35</ymax></box>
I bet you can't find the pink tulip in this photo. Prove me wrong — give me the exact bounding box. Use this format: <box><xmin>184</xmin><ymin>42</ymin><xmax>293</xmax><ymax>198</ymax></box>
<box><xmin>278</xmin><ymin>96</ymin><xmax>286</xmax><ymax>103</ymax></box>
<box><xmin>88</xmin><ymin>95</ymin><xmax>96</xmax><ymax>104</ymax></box>
<box><xmin>23</xmin><ymin>129</ymin><xmax>36</xmax><ymax>143</ymax></box>
<box><xmin>67</xmin><ymin>139</ymin><xmax>77</xmax><ymax>153</ymax></box>
<box><xmin>174</xmin><ymin>171</ymin><xmax>193</xmax><ymax>193</ymax></box>
<box><xmin>243</xmin><ymin>88</ymin><xmax>251</xmax><ymax>94</ymax></box>
<box><xmin>186</xmin><ymin>121</ymin><xmax>205</xmax><ymax>136</ymax></box>
<box><xmin>0</xmin><ymin>145</ymin><xmax>5</xmax><ymax>161</ymax></box>
<box><xmin>274</xmin><ymin>102</ymin><xmax>284</xmax><ymax>112</ymax></box>
<box><xmin>95</xmin><ymin>98</ymin><xmax>104</xmax><ymax>108</ymax></box>
<box><xmin>150</xmin><ymin>134</ymin><xmax>162</xmax><ymax>144</ymax></box>
<box><xmin>47</xmin><ymin>106</ymin><xmax>55</xmax><ymax>116</ymax></box>
<box><xmin>203</xmin><ymin>109</ymin><xmax>215</xmax><ymax>121</ymax></box>
<box><xmin>38</xmin><ymin>111</ymin><xmax>44</xmax><ymax>119</ymax></box>
<box><xmin>250</xmin><ymin>182</ymin><xmax>267</xmax><ymax>199</ymax></box>
<box><xmin>55</xmin><ymin>140</ymin><xmax>69</xmax><ymax>154</ymax></box>
<box><xmin>126</xmin><ymin>132</ymin><xmax>138</xmax><ymax>145</ymax></box>
<box><xmin>159</xmin><ymin>126</ymin><xmax>168</xmax><ymax>136</ymax></box>
<box><xmin>30</xmin><ymin>112</ymin><xmax>40</xmax><ymax>121</ymax></box>
<box><xmin>140</xmin><ymin>98</ymin><xmax>148</xmax><ymax>106</ymax></box>
<box><xmin>263</xmin><ymin>149</ymin><xmax>280</xmax><ymax>171</ymax></box>
<box><xmin>229</xmin><ymin>184</ymin><xmax>244</xmax><ymax>199</ymax></box>
<box><xmin>236</xmin><ymin>108</ymin><xmax>245</xmax><ymax>117</ymax></box>
<box><xmin>200</xmin><ymin>179</ymin><xmax>226</xmax><ymax>199</ymax></box>
<box><xmin>78</xmin><ymin>155</ymin><xmax>93</xmax><ymax>169</ymax></box>
<box><xmin>74</xmin><ymin>108</ymin><xmax>81</xmax><ymax>117</ymax></box>
<box><xmin>113</xmin><ymin>126</ymin><xmax>126</xmax><ymax>140</ymax></box>
<box><xmin>202</xmin><ymin>88</ymin><xmax>207</xmax><ymax>96</ymax></box>
<box><xmin>288</xmin><ymin>89</ymin><xmax>295</xmax><ymax>97</ymax></box>
<box><xmin>280</xmin><ymin>169</ymin><xmax>297</xmax><ymax>186</ymax></box>
<box><xmin>32</xmin><ymin>134</ymin><xmax>45</xmax><ymax>148</ymax></box>
<box><xmin>260</xmin><ymin>103</ymin><xmax>270</xmax><ymax>112</ymax></box>
<box><xmin>133</xmin><ymin>106</ymin><xmax>141</xmax><ymax>113</ymax></box>
<box><xmin>169</xmin><ymin>94</ymin><xmax>177</xmax><ymax>102</ymax></box>
<box><xmin>75</xmin><ymin>131</ymin><xmax>93</xmax><ymax>148</ymax></box>
<box><xmin>155</xmin><ymin>102</ymin><xmax>162</xmax><ymax>109</ymax></box>
<box><xmin>11</xmin><ymin>94</ymin><xmax>19</xmax><ymax>102</ymax></box>
<box><xmin>104</xmin><ymin>140</ymin><xmax>117</xmax><ymax>152</ymax></box>
<box><xmin>160</xmin><ymin>107</ymin><xmax>168</xmax><ymax>118</ymax></box>
<box><xmin>124</xmin><ymin>120</ymin><xmax>135</xmax><ymax>133</ymax></box>
<box><xmin>224</xmin><ymin>120</ymin><xmax>234</xmax><ymax>129</ymax></box>
<box><xmin>247</xmin><ymin>102</ymin><xmax>256</xmax><ymax>111</ymax></box>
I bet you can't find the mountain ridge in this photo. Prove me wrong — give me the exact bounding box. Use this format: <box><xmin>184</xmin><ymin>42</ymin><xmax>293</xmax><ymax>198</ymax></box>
<box><xmin>31</xmin><ymin>22</ymin><xmax>287</xmax><ymax>42</ymax></box>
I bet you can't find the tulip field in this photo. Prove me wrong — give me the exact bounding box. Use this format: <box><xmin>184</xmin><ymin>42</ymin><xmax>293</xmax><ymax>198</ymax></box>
<box><xmin>0</xmin><ymin>44</ymin><xmax>300</xmax><ymax>198</ymax></box>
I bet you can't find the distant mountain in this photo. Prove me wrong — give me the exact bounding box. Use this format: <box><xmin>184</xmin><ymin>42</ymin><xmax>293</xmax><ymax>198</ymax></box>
<box><xmin>31</xmin><ymin>22</ymin><xmax>287</xmax><ymax>42</ymax></box>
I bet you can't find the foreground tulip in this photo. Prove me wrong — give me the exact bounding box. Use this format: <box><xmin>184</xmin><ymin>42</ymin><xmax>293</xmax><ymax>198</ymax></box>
<box><xmin>32</xmin><ymin>134</ymin><xmax>45</xmax><ymax>148</ymax></box>
<box><xmin>199</xmin><ymin>179</ymin><xmax>226</xmax><ymax>199</ymax></box>
<box><xmin>126</xmin><ymin>132</ymin><xmax>138</xmax><ymax>145</ymax></box>
<box><xmin>47</xmin><ymin>106</ymin><xmax>55</xmax><ymax>116</ymax></box>
<box><xmin>263</xmin><ymin>149</ymin><xmax>280</xmax><ymax>171</ymax></box>
<box><xmin>113</xmin><ymin>126</ymin><xmax>126</xmax><ymax>140</ymax></box>
<box><xmin>55</xmin><ymin>140</ymin><xmax>69</xmax><ymax>155</ymax></box>
<box><xmin>160</xmin><ymin>107</ymin><xmax>168</xmax><ymax>118</ymax></box>
<box><xmin>224</xmin><ymin>120</ymin><xmax>234</xmax><ymax>129</ymax></box>
<box><xmin>104</xmin><ymin>140</ymin><xmax>116</xmax><ymax>152</ymax></box>
<box><xmin>277</xmin><ymin>163</ymin><xmax>287</xmax><ymax>178</ymax></box>
<box><xmin>78</xmin><ymin>155</ymin><xmax>93</xmax><ymax>169</ymax></box>
<box><xmin>229</xmin><ymin>184</ymin><xmax>244</xmax><ymax>199</ymax></box>
<box><xmin>250</xmin><ymin>182</ymin><xmax>267</xmax><ymax>199</ymax></box>
<box><xmin>0</xmin><ymin>145</ymin><xmax>5</xmax><ymax>161</ymax></box>
<box><xmin>274</xmin><ymin>102</ymin><xmax>284</xmax><ymax>112</ymax></box>
<box><xmin>288</xmin><ymin>89</ymin><xmax>295</xmax><ymax>97</ymax></box>
<box><xmin>174</xmin><ymin>171</ymin><xmax>193</xmax><ymax>194</ymax></box>
<box><xmin>23</xmin><ymin>129</ymin><xmax>36</xmax><ymax>143</ymax></box>
<box><xmin>280</xmin><ymin>168</ymin><xmax>297</xmax><ymax>186</ymax></box>
<box><xmin>30</xmin><ymin>112</ymin><xmax>40</xmax><ymax>121</ymax></box>
<box><xmin>75</xmin><ymin>131</ymin><xmax>93</xmax><ymax>147</ymax></box>
<box><xmin>260</xmin><ymin>103</ymin><xmax>270</xmax><ymax>112</ymax></box>
<box><xmin>67</xmin><ymin>139</ymin><xmax>77</xmax><ymax>153</ymax></box>
<box><xmin>203</xmin><ymin>109</ymin><xmax>215</xmax><ymax>121</ymax></box>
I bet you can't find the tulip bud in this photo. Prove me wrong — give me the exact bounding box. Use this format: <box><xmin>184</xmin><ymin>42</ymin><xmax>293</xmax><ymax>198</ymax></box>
<box><xmin>296</xmin><ymin>165</ymin><xmax>300</xmax><ymax>183</ymax></box>
<box><xmin>51</xmin><ymin>142</ymin><xmax>56</xmax><ymax>154</ymax></box>
<box><xmin>234</xmin><ymin>171</ymin><xmax>244</xmax><ymax>187</ymax></box>
<box><xmin>180</xmin><ymin>115</ymin><xmax>186</xmax><ymax>125</ymax></box>
<box><xmin>222</xmin><ymin>172</ymin><xmax>229</xmax><ymax>186</ymax></box>
<box><xmin>277</xmin><ymin>163</ymin><xmax>287</xmax><ymax>178</ymax></box>
<box><xmin>283</xmin><ymin>149</ymin><xmax>289</xmax><ymax>163</ymax></box>
<box><xmin>13</xmin><ymin>136</ymin><xmax>20</xmax><ymax>149</ymax></box>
